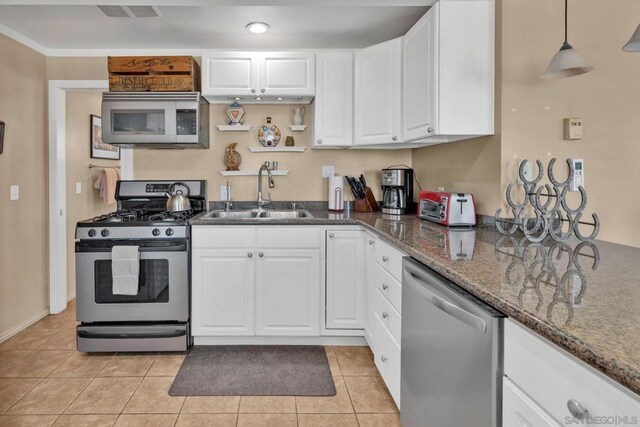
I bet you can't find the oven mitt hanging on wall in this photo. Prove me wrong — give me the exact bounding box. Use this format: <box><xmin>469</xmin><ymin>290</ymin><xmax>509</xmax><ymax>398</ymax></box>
<box><xmin>111</xmin><ymin>245</ymin><xmax>140</xmax><ymax>295</ymax></box>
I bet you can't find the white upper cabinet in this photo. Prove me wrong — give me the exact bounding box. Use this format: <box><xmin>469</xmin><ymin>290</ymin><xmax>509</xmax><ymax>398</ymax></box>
<box><xmin>260</xmin><ymin>52</ymin><xmax>315</xmax><ymax>97</ymax></box>
<box><xmin>402</xmin><ymin>4</ymin><xmax>438</xmax><ymax>142</ymax></box>
<box><xmin>402</xmin><ymin>0</ymin><xmax>494</xmax><ymax>142</ymax></box>
<box><xmin>202</xmin><ymin>51</ymin><xmax>315</xmax><ymax>103</ymax></box>
<box><xmin>354</xmin><ymin>38</ymin><xmax>402</xmax><ymax>146</ymax></box>
<box><xmin>201</xmin><ymin>51</ymin><xmax>259</xmax><ymax>99</ymax></box>
<box><xmin>313</xmin><ymin>52</ymin><xmax>354</xmax><ymax>148</ymax></box>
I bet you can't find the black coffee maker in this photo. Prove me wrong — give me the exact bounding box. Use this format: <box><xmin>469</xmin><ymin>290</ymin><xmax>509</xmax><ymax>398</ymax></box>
<box><xmin>381</xmin><ymin>168</ymin><xmax>415</xmax><ymax>215</ymax></box>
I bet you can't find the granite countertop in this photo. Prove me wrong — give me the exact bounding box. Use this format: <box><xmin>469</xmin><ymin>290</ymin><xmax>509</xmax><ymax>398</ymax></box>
<box><xmin>191</xmin><ymin>209</ymin><xmax>640</xmax><ymax>395</ymax></box>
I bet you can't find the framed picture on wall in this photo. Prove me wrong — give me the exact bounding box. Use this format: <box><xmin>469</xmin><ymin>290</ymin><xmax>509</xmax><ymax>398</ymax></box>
<box><xmin>90</xmin><ymin>114</ymin><xmax>120</xmax><ymax>160</ymax></box>
<box><xmin>0</xmin><ymin>121</ymin><xmax>5</xmax><ymax>155</ymax></box>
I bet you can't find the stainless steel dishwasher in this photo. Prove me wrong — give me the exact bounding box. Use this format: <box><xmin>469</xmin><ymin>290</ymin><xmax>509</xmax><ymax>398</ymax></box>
<box><xmin>401</xmin><ymin>257</ymin><xmax>504</xmax><ymax>427</ymax></box>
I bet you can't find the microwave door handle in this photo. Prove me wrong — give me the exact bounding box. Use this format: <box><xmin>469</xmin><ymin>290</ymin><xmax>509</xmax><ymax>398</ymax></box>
<box><xmin>403</xmin><ymin>262</ymin><xmax>487</xmax><ymax>333</ymax></box>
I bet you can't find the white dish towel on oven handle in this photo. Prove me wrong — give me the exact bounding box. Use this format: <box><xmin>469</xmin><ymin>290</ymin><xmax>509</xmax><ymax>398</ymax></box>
<box><xmin>111</xmin><ymin>245</ymin><xmax>140</xmax><ymax>295</ymax></box>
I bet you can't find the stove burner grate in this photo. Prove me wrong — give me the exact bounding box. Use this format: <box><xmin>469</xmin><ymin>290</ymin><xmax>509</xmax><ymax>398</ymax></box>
<box><xmin>148</xmin><ymin>209</ymin><xmax>194</xmax><ymax>222</ymax></box>
<box><xmin>92</xmin><ymin>209</ymin><xmax>148</xmax><ymax>223</ymax></box>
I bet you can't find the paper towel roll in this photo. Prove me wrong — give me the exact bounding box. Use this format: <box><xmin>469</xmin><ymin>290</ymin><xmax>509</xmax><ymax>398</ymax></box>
<box><xmin>328</xmin><ymin>176</ymin><xmax>344</xmax><ymax>212</ymax></box>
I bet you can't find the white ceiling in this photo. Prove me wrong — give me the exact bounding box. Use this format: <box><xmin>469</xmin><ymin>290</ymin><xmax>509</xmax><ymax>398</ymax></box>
<box><xmin>0</xmin><ymin>1</ymin><xmax>431</xmax><ymax>55</ymax></box>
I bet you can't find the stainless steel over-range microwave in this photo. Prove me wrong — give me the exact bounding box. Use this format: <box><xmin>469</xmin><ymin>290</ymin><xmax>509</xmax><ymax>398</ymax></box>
<box><xmin>101</xmin><ymin>92</ymin><xmax>209</xmax><ymax>148</ymax></box>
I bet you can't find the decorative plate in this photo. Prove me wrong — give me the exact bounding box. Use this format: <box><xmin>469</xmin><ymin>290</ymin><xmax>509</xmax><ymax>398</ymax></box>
<box><xmin>258</xmin><ymin>117</ymin><xmax>281</xmax><ymax>147</ymax></box>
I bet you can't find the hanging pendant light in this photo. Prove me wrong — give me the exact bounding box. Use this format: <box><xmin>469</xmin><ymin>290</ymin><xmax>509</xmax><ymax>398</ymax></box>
<box><xmin>542</xmin><ymin>0</ymin><xmax>593</xmax><ymax>79</ymax></box>
<box><xmin>623</xmin><ymin>23</ymin><xmax>640</xmax><ymax>52</ymax></box>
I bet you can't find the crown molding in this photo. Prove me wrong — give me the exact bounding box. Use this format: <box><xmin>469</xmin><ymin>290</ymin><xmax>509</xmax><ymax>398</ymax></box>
<box><xmin>0</xmin><ymin>22</ymin><xmax>47</xmax><ymax>55</ymax></box>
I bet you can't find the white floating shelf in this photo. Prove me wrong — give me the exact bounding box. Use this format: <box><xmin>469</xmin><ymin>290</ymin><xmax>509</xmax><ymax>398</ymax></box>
<box><xmin>248</xmin><ymin>146</ymin><xmax>306</xmax><ymax>153</ymax></box>
<box><xmin>289</xmin><ymin>125</ymin><xmax>307</xmax><ymax>132</ymax></box>
<box><xmin>219</xmin><ymin>170</ymin><xmax>289</xmax><ymax>176</ymax></box>
<box><xmin>216</xmin><ymin>124</ymin><xmax>252</xmax><ymax>132</ymax></box>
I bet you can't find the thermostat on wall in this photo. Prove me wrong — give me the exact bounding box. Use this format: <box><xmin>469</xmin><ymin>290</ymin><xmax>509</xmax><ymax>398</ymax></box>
<box><xmin>564</xmin><ymin>117</ymin><xmax>582</xmax><ymax>140</ymax></box>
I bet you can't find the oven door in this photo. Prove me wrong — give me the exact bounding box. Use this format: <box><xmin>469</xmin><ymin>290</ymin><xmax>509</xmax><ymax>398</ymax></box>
<box><xmin>75</xmin><ymin>239</ymin><xmax>188</xmax><ymax>323</ymax></box>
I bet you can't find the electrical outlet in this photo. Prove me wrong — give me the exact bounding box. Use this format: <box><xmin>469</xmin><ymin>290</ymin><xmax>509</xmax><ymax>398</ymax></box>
<box><xmin>517</xmin><ymin>160</ymin><xmax>534</xmax><ymax>184</ymax></box>
<box><xmin>220</xmin><ymin>185</ymin><xmax>229</xmax><ymax>201</ymax></box>
<box><xmin>322</xmin><ymin>165</ymin><xmax>335</xmax><ymax>178</ymax></box>
<box><xmin>76</xmin><ymin>182</ymin><xmax>82</xmax><ymax>194</ymax></box>
<box><xmin>10</xmin><ymin>185</ymin><xmax>19</xmax><ymax>200</ymax></box>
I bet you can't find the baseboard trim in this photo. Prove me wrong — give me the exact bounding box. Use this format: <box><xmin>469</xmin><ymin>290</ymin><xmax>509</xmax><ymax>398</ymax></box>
<box><xmin>67</xmin><ymin>292</ymin><xmax>76</xmax><ymax>302</ymax></box>
<box><xmin>193</xmin><ymin>336</ymin><xmax>368</xmax><ymax>346</ymax></box>
<box><xmin>0</xmin><ymin>308</ymin><xmax>50</xmax><ymax>344</ymax></box>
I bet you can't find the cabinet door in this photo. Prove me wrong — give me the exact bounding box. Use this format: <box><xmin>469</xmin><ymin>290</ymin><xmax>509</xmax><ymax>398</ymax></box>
<box><xmin>503</xmin><ymin>378</ymin><xmax>561</xmax><ymax>427</ymax></box>
<box><xmin>202</xmin><ymin>51</ymin><xmax>259</xmax><ymax>97</ymax></box>
<box><xmin>402</xmin><ymin>4</ymin><xmax>438</xmax><ymax>142</ymax></box>
<box><xmin>191</xmin><ymin>249</ymin><xmax>255</xmax><ymax>336</ymax></box>
<box><xmin>314</xmin><ymin>52</ymin><xmax>353</xmax><ymax>148</ymax></box>
<box><xmin>255</xmin><ymin>250</ymin><xmax>320</xmax><ymax>335</ymax></box>
<box><xmin>354</xmin><ymin>38</ymin><xmax>402</xmax><ymax>145</ymax></box>
<box><xmin>259</xmin><ymin>52</ymin><xmax>315</xmax><ymax>96</ymax></box>
<box><xmin>325</xmin><ymin>230</ymin><xmax>365</xmax><ymax>329</ymax></box>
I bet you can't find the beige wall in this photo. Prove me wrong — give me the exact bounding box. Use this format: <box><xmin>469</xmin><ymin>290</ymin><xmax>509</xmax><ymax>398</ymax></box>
<box><xmin>65</xmin><ymin>91</ymin><xmax>119</xmax><ymax>296</ymax></box>
<box><xmin>134</xmin><ymin>104</ymin><xmax>412</xmax><ymax>203</ymax></box>
<box><xmin>47</xmin><ymin>57</ymin><xmax>107</xmax><ymax>81</ymax></box>
<box><xmin>0</xmin><ymin>34</ymin><xmax>48</xmax><ymax>336</ymax></box>
<box><xmin>413</xmin><ymin>0</ymin><xmax>640</xmax><ymax>247</ymax></box>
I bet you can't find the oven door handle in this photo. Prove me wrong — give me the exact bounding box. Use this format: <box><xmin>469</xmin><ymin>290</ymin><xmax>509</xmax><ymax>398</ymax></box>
<box><xmin>77</xmin><ymin>329</ymin><xmax>186</xmax><ymax>339</ymax></box>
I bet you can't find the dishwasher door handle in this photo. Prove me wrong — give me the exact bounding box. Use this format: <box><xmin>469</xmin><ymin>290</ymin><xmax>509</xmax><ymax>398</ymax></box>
<box><xmin>404</xmin><ymin>263</ymin><xmax>487</xmax><ymax>333</ymax></box>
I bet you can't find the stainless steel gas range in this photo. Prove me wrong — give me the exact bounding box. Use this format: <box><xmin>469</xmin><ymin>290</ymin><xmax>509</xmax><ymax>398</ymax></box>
<box><xmin>75</xmin><ymin>180</ymin><xmax>206</xmax><ymax>352</ymax></box>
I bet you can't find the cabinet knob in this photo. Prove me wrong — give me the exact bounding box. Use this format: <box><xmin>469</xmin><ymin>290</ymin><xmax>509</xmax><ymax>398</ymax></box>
<box><xmin>329</xmin><ymin>233</ymin><xmax>335</xmax><ymax>238</ymax></box>
<box><xmin>261</xmin><ymin>89</ymin><xmax>265</xmax><ymax>93</ymax></box>
<box><xmin>258</xmin><ymin>252</ymin><xmax>264</xmax><ymax>257</ymax></box>
<box><xmin>427</xmin><ymin>127</ymin><xmax>434</xmax><ymax>133</ymax></box>
<box><xmin>317</xmin><ymin>139</ymin><xmax>322</xmax><ymax>144</ymax></box>
<box><xmin>382</xmin><ymin>283</ymin><xmax>389</xmax><ymax>290</ymax></box>
<box><xmin>380</xmin><ymin>355</ymin><xmax>388</xmax><ymax>363</ymax></box>
<box><xmin>567</xmin><ymin>400</ymin><xmax>589</xmax><ymax>420</ymax></box>
<box><xmin>251</xmin><ymin>89</ymin><xmax>256</xmax><ymax>93</ymax></box>
<box><xmin>392</xmin><ymin>136</ymin><xmax>397</xmax><ymax>141</ymax></box>
<box><xmin>382</xmin><ymin>312</ymin><xmax>389</xmax><ymax>319</ymax></box>
<box><xmin>382</xmin><ymin>256</ymin><xmax>389</xmax><ymax>262</ymax></box>
<box><xmin>368</xmin><ymin>240</ymin><xmax>374</xmax><ymax>246</ymax></box>
<box><xmin>248</xmin><ymin>252</ymin><xmax>253</xmax><ymax>258</ymax></box>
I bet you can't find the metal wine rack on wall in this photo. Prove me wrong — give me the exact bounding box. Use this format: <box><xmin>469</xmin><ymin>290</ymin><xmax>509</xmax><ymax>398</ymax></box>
<box><xmin>495</xmin><ymin>158</ymin><xmax>600</xmax><ymax>242</ymax></box>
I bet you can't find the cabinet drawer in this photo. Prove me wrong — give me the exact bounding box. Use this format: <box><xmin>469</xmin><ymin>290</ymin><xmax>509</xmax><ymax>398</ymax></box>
<box><xmin>503</xmin><ymin>378</ymin><xmax>561</xmax><ymax>427</ymax></box>
<box><xmin>505</xmin><ymin>320</ymin><xmax>640</xmax><ymax>424</ymax></box>
<box><xmin>192</xmin><ymin>226</ymin><xmax>255</xmax><ymax>249</ymax></box>
<box><xmin>373</xmin><ymin>264</ymin><xmax>402</xmax><ymax>314</ymax></box>
<box><xmin>257</xmin><ymin>227</ymin><xmax>320</xmax><ymax>249</ymax></box>
<box><xmin>374</xmin><ymin>238</ymin><xmax>405</xmax><ymax>281</ymax></box>
<box><xmin>369</xmin><ymin>309</ymin><xmax>401</xmax><ymax>407</ymax></box>
<box><xmin>369</xmin><ymin>287</ymin><xmax>401</xmax><ymax>344</ymax></box>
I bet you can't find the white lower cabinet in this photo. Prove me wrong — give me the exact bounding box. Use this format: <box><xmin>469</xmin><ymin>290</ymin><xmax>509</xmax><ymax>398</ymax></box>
<box><xmin>503</xmin><ymin>378</ymin><xmax>560</xmax><ymax>427</ymax></box>
<box><xmin>191</xmin><ymin>226</ymin><xmax>321</xmax><ymax>337</ymax></box>
<box><xmin>256</xmin><ymin>250</ymin><xmax>320</xmax><ymax>335</ymax></box>
<box><xmin>191</xmin><ymin>249</ymin><xmax>255</xmax><ymax>336</ymax></box>
<box><xmin>325</xmin><ymin>230</ymin><xmax>366</xmax><ymax>329</ymax></box>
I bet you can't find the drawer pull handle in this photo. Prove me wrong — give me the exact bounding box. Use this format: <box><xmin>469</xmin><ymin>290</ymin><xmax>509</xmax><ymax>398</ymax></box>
<box><xmin>382</xmin><ymin>256</ymin><xmax>389</xmax><ymax>262</ymax></box>
<box><xmin>380</xmin><ymin>355</ymin><xmax>387</xmax><ymax>363</ymax></box>
<box><xmin>369</xmin><ymin>240</ymin><xmax>374</xmax><ymax>245</ymax></box>
<box><xmin>248</xmin><ymin>253</ymin><xmax>253</xmax><ymax>258</ymax></box>
<box><xmin>329</xmin><ymin>233</ymin><xmax>335</xmax><ymax>238</ymax></box>
<box><xmin>258</xmin><ymin>252</ymin><xmax>264</xmax><ymax>258</ymax></box>
<box><xmin>382</xmin><ymin>283</ymin><xmax>389</xmax><ymax>291</ymax></box>
<box><xmin>382</xmin><ymin>312</ymin><xmax>389</xmax><ymax>319</ymax></box>
<box><xmin>567</xmin><ymin>399</ymin><xmax>589</xmax><ymax>420</ymax></box>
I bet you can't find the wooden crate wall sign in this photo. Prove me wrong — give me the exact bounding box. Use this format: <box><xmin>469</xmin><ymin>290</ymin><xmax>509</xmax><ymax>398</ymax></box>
<box><xmin>108</xmin><ymin>56</ymin><xmax>201</xmax><ymax>92</ymax></box>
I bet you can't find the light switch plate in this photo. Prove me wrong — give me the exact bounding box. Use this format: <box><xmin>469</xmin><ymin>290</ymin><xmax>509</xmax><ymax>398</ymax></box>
<box><xmin>76</xmin><ymin>182</ymin><xmax>82</xmax><ymax>194</ymax></box>
<box><xmin>10</xmin><ymin>185</ymin><xmax>19</xmax><ymax>200</ymax></box>
<box><xmin>322</xmin><ymin>165</ymin><xmax>335</xmax><ymax>178</ymax></box>
<box><xmin>564</xmin><ymin>117</ymin><xmax>583</xmax><ymax>140</ymax></box>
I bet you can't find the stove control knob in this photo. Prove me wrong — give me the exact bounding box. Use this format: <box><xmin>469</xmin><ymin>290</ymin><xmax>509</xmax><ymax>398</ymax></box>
<box><xmin>152</xmin><ymin>228</ymin><xmax>161</xmax><ymax>237</ymax></box>
<box><xmin>101</xmin><ymin>229</ymin><xmax>110</xmax><ymax>237</ymax></box>
<box><xmin>88</xmin><ymin>229</ymin><xmax>96</xmax><ymax>237</ymax></box>
<box><xmin>166</xmin><ymin>228</ymin><xmax>174</xmax><ymax>236</ymax></box>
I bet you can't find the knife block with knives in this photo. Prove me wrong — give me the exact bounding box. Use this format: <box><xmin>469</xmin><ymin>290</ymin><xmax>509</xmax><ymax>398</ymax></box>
<box><xmin>346</xmin><ymin>174</ymin><xmax>379</xmax><ymax>213</ymax></box>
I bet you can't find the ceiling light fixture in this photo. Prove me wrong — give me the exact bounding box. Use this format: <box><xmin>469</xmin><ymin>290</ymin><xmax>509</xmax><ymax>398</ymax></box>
<box><xmin>542</xmin><ymin>0</ymin><xmax>593</xmax><ymax>79</ymax></box>
<box><xmin>623</xmin><ymin>23</ymin><xmax>640</xmax><ymax>52</ymax></box>
<box><xmin>246</xmin><ymin>22</ymin><xmax>270</xmax><ymax>34</ymax></box>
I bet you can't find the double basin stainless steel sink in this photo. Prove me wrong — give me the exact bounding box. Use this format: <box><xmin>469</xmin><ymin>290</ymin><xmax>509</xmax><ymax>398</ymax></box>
<box><xmin>203</xmin><ymin>209</ymin><xmax>314</xmax><ymax>220</ymax></box>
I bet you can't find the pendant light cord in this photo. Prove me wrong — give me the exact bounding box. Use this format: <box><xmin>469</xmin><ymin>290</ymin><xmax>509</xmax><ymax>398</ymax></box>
<box><xmin>564</xmin><ymin>0</ymin><xmax>568</xmax><ymax>43</ymax></box>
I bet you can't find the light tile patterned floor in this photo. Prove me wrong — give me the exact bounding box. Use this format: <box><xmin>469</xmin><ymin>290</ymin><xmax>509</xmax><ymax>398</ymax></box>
<box><xmin>0</xmin><ymin>300</ymin><xmax>401</xmax><ymax>426</ymax></box>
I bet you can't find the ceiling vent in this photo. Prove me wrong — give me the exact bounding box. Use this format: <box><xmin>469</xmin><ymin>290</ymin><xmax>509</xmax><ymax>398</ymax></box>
<box><xmin>97</xmin><ymin>5</ymin><xmax>163</xmax><ymax>19</ymax></box>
